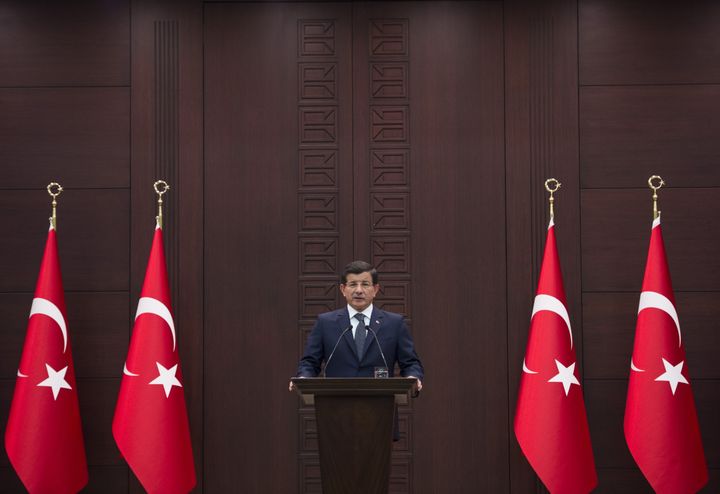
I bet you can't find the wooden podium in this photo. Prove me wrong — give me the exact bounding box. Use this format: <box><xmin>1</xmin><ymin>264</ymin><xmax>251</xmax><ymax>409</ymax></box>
<box><xmin>292</xmin><ymin>377</ymin><xmax>418</xmax><ymax>494</ymax></box>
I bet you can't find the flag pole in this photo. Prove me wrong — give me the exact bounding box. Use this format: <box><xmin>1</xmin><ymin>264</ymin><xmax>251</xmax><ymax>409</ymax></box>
<box><xmin>544</xmin><ymin>178</ymin><xmax>561</xmax><ymax>220</ymax></box>
<box><xmin>47</xmin><ymin>182</ymin><xmax>63</xmax><ymax>230</ymax></box>
<box><xmin>648</xmin><ymin>175</ymin><xmax>664</xmax><ymax>220</ymax></box>
<box><xmin>153</xmin><ymin>180</ymin><xmax>170</xmax><ymax>229</ymax></box>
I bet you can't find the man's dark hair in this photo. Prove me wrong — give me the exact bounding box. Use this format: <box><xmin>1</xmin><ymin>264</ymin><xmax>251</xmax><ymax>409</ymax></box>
<box><xmin>340</xmin><ymin>260</ymin><xmax>378</xmax><ymax>284</ymax></box>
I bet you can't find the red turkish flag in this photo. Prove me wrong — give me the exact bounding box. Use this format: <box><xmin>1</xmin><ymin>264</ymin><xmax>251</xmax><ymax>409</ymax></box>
<box><xmin>624</xmin><ymin>216</ymin><xmax>707</xmax><ymax>493</ymax></box>
<box><xmin>112</xmin><ymin>225</ymin><xmax>196</xmax><ymax>493</ymax></box>
<box><xmin>514</xmin><ymin>220</ymin><xmax>597</xmax><ymax>494</ymax></box>
<box><xmin>4</xmin><ymin>224</ymin><xmax>88</xmax><ymax>493</ymax></box>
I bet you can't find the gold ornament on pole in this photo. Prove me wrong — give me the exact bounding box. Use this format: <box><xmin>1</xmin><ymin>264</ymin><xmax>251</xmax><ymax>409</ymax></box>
<box><xmin>648</xmin><ymin>175</ymin><xmax>665</xmax><ymax>220</ymax></box>
<box><xmin>47</xmin><ymin>182</ymin><xmax>63</xmax><ymax>230</ymax></box>
<box><xmin>544</xmin><ymin>178</ymin><xmax>561</xmax><ymax>220</ymax></box>
<box><xmin>154</xmin><ymin>180</ymin><xmax>170</xmax><ymax>229</ymax></box>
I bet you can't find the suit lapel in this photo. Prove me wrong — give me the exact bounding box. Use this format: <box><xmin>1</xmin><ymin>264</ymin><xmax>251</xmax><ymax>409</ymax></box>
<box><xmin>336</xmin><ymin>309</ymin><xmax>356</xmax><ymax>358</ymax></box>
<box><xmin>362</xmin><ymin>308</ymin><xmax>384</xmax><ymax>358</ymax></box>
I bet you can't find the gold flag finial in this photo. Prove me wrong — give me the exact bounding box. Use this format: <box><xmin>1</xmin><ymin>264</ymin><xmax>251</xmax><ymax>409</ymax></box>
<box><xmin>648</xmin><ymin>175</ymin><xmax>664</xmax><ymax>220</ymax></box>
<box><xmin>153</xmin><ymin>180</ymin><xmax>170</xmax><ymax>229</ymax></box>
<box><xmin>544</xmin><ymin>178</ymin><xmax>561</xmax><ymax>221</ymax></box>
<box><xmin>47</xmin><ymin>182</ymin><xmax>63</xmax><ymax>230</ymax></box>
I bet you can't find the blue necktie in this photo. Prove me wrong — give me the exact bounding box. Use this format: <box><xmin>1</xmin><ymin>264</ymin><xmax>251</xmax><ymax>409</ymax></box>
<box><xmin>354</xmin><ymin>313</ymin><xmax>366</xmax><ymax>359</ymax></box>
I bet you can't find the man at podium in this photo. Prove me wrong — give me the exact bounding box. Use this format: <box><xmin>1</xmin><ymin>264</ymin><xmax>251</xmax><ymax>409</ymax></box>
<box><xmin>291</xmin><ymin>260</ymin><xmax>423</xmax><ymax>389</ymax></box>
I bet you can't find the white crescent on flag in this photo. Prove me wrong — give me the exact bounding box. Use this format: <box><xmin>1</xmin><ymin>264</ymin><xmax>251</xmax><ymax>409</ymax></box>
<box><xmin>29</xmin><ymin>297</ymin><xmax>68</xmax><ymax>353</ymax></box>
<box><xmin>135</xmin><ymin>297</ymin><xmax>176</xmax><ymax>351</ymax></box>
<box><xmin>630</xmin><ymin>358</ymin><xmax>645</xmax><ymax>372</ymax></box>
<box><xmin>638</xmin><ymin>291</ymin><xmax>681</xmax><ymax>347</ymax></box>
<box><xmin>123</xmin><ymin>363</ymin><xmax>139</xmax><ymax>377</ymax></box>
<box><xmin>531</xmin><ymin>294</ymin><xmax>573</xmax><ymax>349</ymax></box>
<box><xmin>522</xmin><ymin>358</ymin><xmax>539</xmax><ymax>374</ymax></box>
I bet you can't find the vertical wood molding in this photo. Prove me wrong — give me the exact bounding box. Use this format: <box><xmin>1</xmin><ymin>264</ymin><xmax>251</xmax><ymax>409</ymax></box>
<box><xmin>154</xmin><ymin>19</ymin><xmax>180</xmax><ymax>303</ymax></box>
<box><xmin>131</xmin><ymin>1</ymin><xmax>203</xmax><ymax>492</ymax></box>
<box><xmin>505</xmin><ymin>1</ymin><xmax>580</xmax><ymax>493</ymax></box>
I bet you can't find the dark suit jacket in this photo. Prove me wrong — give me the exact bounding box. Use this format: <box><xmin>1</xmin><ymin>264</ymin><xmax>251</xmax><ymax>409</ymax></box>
<box><xmin>296</xmin><ymin>307</ymin><xmax>424</xmax><ymax>380</ymax></box>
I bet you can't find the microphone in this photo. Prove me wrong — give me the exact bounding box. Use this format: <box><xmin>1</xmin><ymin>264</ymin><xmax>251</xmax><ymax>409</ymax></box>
<box><xmin>367</xmin><ymin>326</ymin><xmax>389</xmax><ymax>372</ymax></box>
<box><xmin>323</xmin><ymin>326</ymin><xmax>352</xmax><ymax>377</ymax></box>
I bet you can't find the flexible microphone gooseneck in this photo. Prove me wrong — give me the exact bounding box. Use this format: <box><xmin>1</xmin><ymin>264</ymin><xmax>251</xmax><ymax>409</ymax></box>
<box><xmin>323</xmin><ymin>326</ymin><xmax>352</xmax><ymax>377</ymax></box>
<box><xmin>367</xmin><ymin>326</ymin><xmax>389</xmax><ymax>372</ymax></box>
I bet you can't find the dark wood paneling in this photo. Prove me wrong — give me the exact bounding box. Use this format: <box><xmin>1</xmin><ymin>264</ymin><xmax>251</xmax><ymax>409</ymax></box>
<box><xmin>76</xmin><ymin>379</ymin><xmax>124</xmax><ymax>466</ymax></box>
<box><xmin>0</xmin><ymin>466</ymin><xmax>129</xmax><ymax>494</ymax></box>
<box><xmin>130</xmin><ymin>1</ymin><xmax>205</xmax><ymax>492</ymax></box>
<box><xmin>0</xmin><ymin>0</ymin><xmax>130</xmax><ymax>87</ymax></box>
<box><xmin>585</xmin><ymin>380</ymin><xmax>720</xmax><ymax>471</ymax></box>
<box><xmin>505</xmin><ymin>1</ymin><xmax>581</xmax><ymax>492</ymax></box>
<box><xmin>205</xmin><ymin>4</ymin><xmax>343</xmax><ymax>492</ymax></box>
<box><xmin>581</xmin><ymin>188</ymin><xmax>720</xmax><ymax>292</ymax></box>
<box><xmin>594</xmin><ymin>469</ymin><xmax>720</xmax><ymax>494</ymax></box>
<box><xmin>580</xmin><ymin>86</ymin><xmax>720</xmax><ymax>188</ymax></box>
<box><xmin>0</xmin><ymin>88</ymin><xmax>130</xmax><ymax>188</ymax></box>
<box><xmin>0</xmin><ymin>189</ymin><xmax>129</xmax><ymax>292</ymax></box>
<box><xmin>0</xmin><ymin>292</ymin><xmax>129</xmax><ymax>379</ymax></box>
<box><xmin>400</xmin><ymin>3</ymin><xmax>506</xmax><ymax>492</ymax></box>
<box><xmin>579</xmin><ymin>0</ymin><xmax>720</xmax><ymax>85</ymax></box>
<box><xmin>584</xmin><ymin>292</ymin><xmax>720</xmax><ymax>379</ymax></box>
<box><xmin>0</xmin><ymin>379</ymin><xmax>122</xmax><ymax>467</ymax></box>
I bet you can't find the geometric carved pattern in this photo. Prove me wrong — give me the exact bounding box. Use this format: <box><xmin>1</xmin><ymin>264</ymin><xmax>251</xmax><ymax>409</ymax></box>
<box><xmin>370</xmin><ymin>19</ymin><xmax>409</xmax><ymax>57</ymax></box>
<box><xmin>298</xmin><ymin>19</ymin><xmax>339</xmax><ymax>494</ymax></box>
<box><xmin>371</xmin><ymin>63</ymin><xmax>408</xmax><ymax>98</ymax></box>
<box><xmin>371</xmin><ymin>106</ymin><xmax>409</xmax><ymax>144</ymax></box>
<box><xmin>300</xmin><ymin>106</ymin><xmax>338</xmax><ymax>145</ymax></box>
<box><xmin>300</xmin><ymin>150</ymin><xmax>337</xmax><ymax>187</ymax></box>
<box><xmin>389</xmin><ymin>458</ymin><xmax>412</xmax><ymax>494</ymax></box>
<box><xmin>391</xmin><ymin>409</ymin><xmax>412</xmax><ymax>453</ymax></box>
<box><xmin>298</xmin><ymin>457</ymin><xmax>322</xmax><ymax>494</ymax></box>
<box><xmin>300</xmin><ymin>63</ymin><xmax>337</xmax><ymax>100</ymax></box>
<box><xmin>300</xmin><ymin>194</ymin><xmax>337</xmax><ymax>231</ymax></box>
<box><xmin>371</xmin><ymin>193</ymin><xmax>409</xmax><ymax>230</ymax></box>
<box><xmin>377</xmin><ymin>280</ymin><xmax>411</xmax><ymax>316</ymax></box>
<box><xmin>300</xmin><ymin>280</ymin><xmax>338</xmax><ymax>319</ymax></box>
<box><xmin>299</xmin><ymin>411</ymin><xmax>319</xmax><ymax>453</ymax></box>
<box><xmin>299</xmin><ymin>20</ymin><xmax>335</xmax><ymax>57</ymax></box>
<box><xmin>300</xmin><ymin>237</ymin><xmax>338</xmax><ymax>275</ymax></box>
<box><xmin>371</xmin><ymin>149</ymin><xmax>409</xmax><ymax>187</ymax></box>
<box><xmin>299</xmin><ymin>323</ymin><xmax>315</xmax><ymax>361</ymax></box>
<box><xmin>368</xmin><ymin>18</ymin><xmax>412</xmax><ymax>494</ymax></box>
<box><xmin>371</xmin><ymin>236</ymin><xmax>410</xmax><ymax>274</ymax></box>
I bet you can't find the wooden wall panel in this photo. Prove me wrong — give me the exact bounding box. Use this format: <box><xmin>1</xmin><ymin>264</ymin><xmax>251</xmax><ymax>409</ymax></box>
<box><xmin>0</xmin><ymin>190</ymin><xmax>129</xmax><ymax>292</ymax></box>
<box><xmin>585</xmin><ymin>380</ymin><xmax>720</xmax><ymax>473</ymax></box>
<box><xmin>580</xmin><ymin>2</ymin><xmax>720</xmax><ymax>492</ymax></box>
<box><xmin>581</xmin><ymin>188</ymin><xmax>720</xmax><ymax>292</ymax></box>
<box><xmin>0</xmin><ymin>1</ymin><xmax>129</xmax><ymax>87</ymax></box>
<box><xmin>579</xmin><ymin>0</ymin><xmax>720</xmax><ymax>85</ymax></box>
<box><xmin>0</xmin><ymin>292</ymin><xmax>129</xmax><ymax>379</ymax></box>
<box><xmin>204</xmin><ymin>4</ymin><xmax>351</xmax><ymax>492</ymax></box>
<box><xmin>584</xmin><ymin>292</ymin><xmax>720</xmax><ymax>379</ymax></box>
<box><xmin>130</xmin><ymin>1</ymin><xmax>204</xmax><ymax>492</ymax></box>
<box><xmin>580</xmin><ymin>86</ymin><xmax>720</xmax><ymax>188</ymax></box>
<box><xmin>400</xmin><ymin>3</ymin><xmax>507</xmax><ymax>493</ymax></box>
<box><xmin>0</xmin><ymin>1</ymin><xmax>132</xmax><ymax>492</ymax></box>
<box><xmin>505</xmin><ymin>1</ymin><xmax>581</xmax><ymax>492</ymax></box>
<box><xmin>0</xmin><ymin>88</ymin><xmax>130</xmax><ymax>188</ymax></box>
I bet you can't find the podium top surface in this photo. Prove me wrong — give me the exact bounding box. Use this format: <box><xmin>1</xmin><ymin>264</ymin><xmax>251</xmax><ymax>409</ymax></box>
<box><xmin>290</xmin><ymin>377</ymin><xmax>418</xmax><ymax>405</ymax></box>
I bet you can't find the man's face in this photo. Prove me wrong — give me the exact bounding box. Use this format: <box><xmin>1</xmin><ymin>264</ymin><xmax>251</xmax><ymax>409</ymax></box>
<box><xmin>340</xmin><ymin>271</ymin><xmax>379</xmax><ymax>312</ymax></box>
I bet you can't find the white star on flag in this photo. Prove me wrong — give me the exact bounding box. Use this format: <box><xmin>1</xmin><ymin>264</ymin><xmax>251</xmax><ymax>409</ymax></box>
<box><xmin>36</xmin><ymin>363</ymin><xmax>72</xmax><ymax>400</ymax></box>
<box><xmin>655</xmin><ymin>358</ymin><xmax>689</xmax><ymax>395</ymax></box>
<box><xmin>548</xmin><ymin>359</ymin><xmax>580</xmax><ymax>396</ymax></box>
<box><xmin>149</xmin><ymin>362</ymin><xmax>183</xmax><ymax>398</ymax></box>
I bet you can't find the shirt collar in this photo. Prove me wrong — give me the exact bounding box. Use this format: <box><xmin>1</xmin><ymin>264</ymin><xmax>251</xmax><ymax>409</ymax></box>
<box><xmin>347</xmin><ymin>304</ymin><xmax>373</xmax><ymax>322</ymax></box>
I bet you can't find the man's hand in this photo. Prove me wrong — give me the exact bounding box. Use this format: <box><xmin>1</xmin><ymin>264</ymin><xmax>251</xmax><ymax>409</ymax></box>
<box><xmin>288</xmin><ymin>380</ymin><xmax>295</xmax><ymax>392</ymax></box>
<box><xmin>407</xmin><ymin>376</ymin><xmax>422</xmax><ymax>392</ymax></box>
